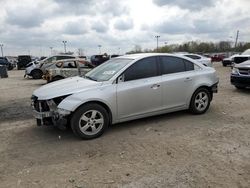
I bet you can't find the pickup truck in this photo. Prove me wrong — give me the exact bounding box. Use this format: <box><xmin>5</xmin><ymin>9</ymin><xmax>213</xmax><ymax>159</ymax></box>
<box><xmin>232</xmin><ymin>49</ymin><xmax>250</xmax><ymax>65</ymax></box>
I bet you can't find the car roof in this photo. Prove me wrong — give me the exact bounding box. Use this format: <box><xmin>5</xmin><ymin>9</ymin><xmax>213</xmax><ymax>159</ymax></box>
<box><xmin>54</xmin><ymin>58</ymin><xmax>88</xmax><ymax>62</ymax></box>
<box><xmin>118</xmin><ymin>53</ymin><xmax>183</xmax><ymax>60</ymax></box>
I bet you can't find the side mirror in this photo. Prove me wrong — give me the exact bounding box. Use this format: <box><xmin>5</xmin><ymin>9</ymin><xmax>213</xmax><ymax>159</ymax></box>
<box><xmin>117</xmin><ymin>74</ymin><xmax>124</xmax><ymax>83</ymax></box>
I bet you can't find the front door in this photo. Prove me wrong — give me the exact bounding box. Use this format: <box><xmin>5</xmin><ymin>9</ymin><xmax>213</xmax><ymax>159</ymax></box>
<box><xmin>116</xmin><ymin>57</ymin><xmax>162</xmax><ymax>119</ymax></box>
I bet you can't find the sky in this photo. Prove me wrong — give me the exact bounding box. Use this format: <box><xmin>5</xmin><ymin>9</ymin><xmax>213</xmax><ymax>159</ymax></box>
<box><xmin>0</xmin><ymin>0</ymin><xmax>249</xmax><ymax>56</ymax></box>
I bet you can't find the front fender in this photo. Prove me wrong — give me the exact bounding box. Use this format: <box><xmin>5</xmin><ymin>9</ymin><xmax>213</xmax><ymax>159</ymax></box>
<box><xmin>57</xmin><ymin>84</ymin><xmax>117</xmax><ymax>121</ymax></box>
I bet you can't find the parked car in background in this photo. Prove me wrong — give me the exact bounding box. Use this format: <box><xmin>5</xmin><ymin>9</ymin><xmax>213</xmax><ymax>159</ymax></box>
<box><xmin>17</xmin><ymin>55</ymin><xmax>32</xmax><ymax>70</ymax></box>
<box><xmin>90</xmin><ymin>54</ymin><xmax>110</xmax><ymax>66</ymax></box>
<box><xmin>43</xmin><ymin>59</ymin><xmax>93</xmax><ymax>83</ymax></box>
<box><xmin>0</xmin><ymin>57</ymin><xmax>14</xmax><ymax>70</ymax></box>
<box><xmin>222</xmin><ymin>54</ymin><xmax>238</xmax><ymax>67</ymax></box>
<box><xmin>179</xmin><ymin>53</ymin><xmax>212</xmax><ymax>67</ymax></box>
<box><xmin>31</xmin><ymin>53</ymin><xmax>219</xmax><ymax>139</ymax></box>
<box><xmin>40</xmin><ymin>56</ymin><xmax>47</xmax><ymax>61</ymax></box>
<box><xmin>25</xmin><ymin>55</ymin><xmax>76</xmax><ymax>79</ymax></box>
<box><xmin>211</xmin><ymin>54</ymin><xmax>225</xmax><ymax>62</ymax></box>
<box><xmin>231</xmin><ymin>60</ymin><xmax>250</xmax><ymax>89</ymax></box>
<box><xmin>232</xmin><ymin>49</ymin><xmax>250</xmax><ymax>65</ymax></box>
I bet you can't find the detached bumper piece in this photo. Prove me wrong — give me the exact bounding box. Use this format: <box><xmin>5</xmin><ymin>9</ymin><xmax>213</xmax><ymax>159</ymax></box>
<box><xmin>31</xmin><ymin>96</ymin><xmax>68</xmax><ymax>129</ymax></box>
<box><xmin>231</xmin><ymin>75</ymin><xmax>250</xmax><ymax>87</ymax></box>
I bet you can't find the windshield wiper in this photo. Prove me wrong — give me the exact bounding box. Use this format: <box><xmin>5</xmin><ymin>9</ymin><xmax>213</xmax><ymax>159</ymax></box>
<box><xmin>85</xmin><ymin>76</ymin><xmax>98</xmax><ymax>81</ymax></box>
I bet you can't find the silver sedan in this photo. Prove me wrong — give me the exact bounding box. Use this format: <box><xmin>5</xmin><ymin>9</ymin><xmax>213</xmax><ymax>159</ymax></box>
<box><xmin>32</xmin><ymin>53</ymin><xmax>219</xmax><ymax>139</ymax></box>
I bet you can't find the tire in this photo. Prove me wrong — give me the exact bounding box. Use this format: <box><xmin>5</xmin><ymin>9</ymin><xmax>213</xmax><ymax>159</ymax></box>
<box><xmin>189</xmin><ymin>88</ymin><xmax>211</xmax><ymax>114</ymax></box>
<box><xmin>70</xmin><ymin>103</ymin><xmax>109</xmax><ymax>139</ymax></box>
<box><xmin>235</xmin><ymin>86</ymin><xmax>245</xmax><ymax>90</ymax></box>
<box><xmin>31</xmin><ymin>69</ymin><xmax>43</xmax><ymax>79</ymax></box>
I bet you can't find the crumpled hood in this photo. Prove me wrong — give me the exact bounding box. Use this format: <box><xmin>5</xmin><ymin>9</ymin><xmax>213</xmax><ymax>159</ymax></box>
<box><xmin>33</xmin><ymin>76</ymin><xmax>102</xmax><ymax>100</ymax></box>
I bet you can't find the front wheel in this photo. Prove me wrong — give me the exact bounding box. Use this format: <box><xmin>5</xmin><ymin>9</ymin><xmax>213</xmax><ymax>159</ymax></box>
<box><xmin>189</xmin><ymin>88</ymin><xmax>211</xmax><ymax>114</ymax></box>
<box><xmin>71</xmin><ymin>103</ymin><xmax>109</xmax><ymax>139</ymax></box>
<box><xmin>31</xmin><ymin>69</ymin><xmax>43</xmax><ymax>79</ymax></box>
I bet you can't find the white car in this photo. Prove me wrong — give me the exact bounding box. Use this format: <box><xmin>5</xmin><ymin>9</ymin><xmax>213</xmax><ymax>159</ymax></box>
<box><xmin>31</xmin><ymin>53</ymin><xmax>219</xmax><ymax>139</ymax></box>
<box><xmin>25</xmin><ymin>55</ymin><xmax>75</xmax><ymax>79</ymax></box>
<box><xmin>179</xmin><ymin>53</ymin><xmax>212</xmax><ymax>67</ymax></box>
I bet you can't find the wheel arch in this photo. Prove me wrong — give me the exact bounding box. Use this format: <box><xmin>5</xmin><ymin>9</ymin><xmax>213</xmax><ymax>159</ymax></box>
<box><xmin>73</xmin><ymin>100</ymin><xmax>113</xmax><ymax>125</ymax></box>
<box><xmin>189</xmin><ymin>85</ymin><xmax>213</xmax><ymax>108</ymax></box>
<box><xmin>31</xmin><ymin>68</ymin><xmax>43</xmax><ymax>74</ymax></box>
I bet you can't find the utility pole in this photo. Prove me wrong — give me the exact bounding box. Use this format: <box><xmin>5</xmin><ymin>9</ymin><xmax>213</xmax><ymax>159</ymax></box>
<box><xmin>62</xmin><ymin>41</ymin><xmax>67</xmax><ymax>53</ymax></box>
<box><xmin>0</xmin><ymin>44</ymin><xmax>3</xmax><ymax>57</ymax></box>
<box><xmin>234</xmin><ymin>30</ymin><xmax>239</xmax><ymax>49</ymax></box>
<box><xmin>98</xmin><ymin>45</ymin><xmax>102</xmax><ymax>54</ymax></box>
<box><xmin>155</xmin><ymin>36</ymin><xmax>160</xmax><ymax>52</ymax></box>
<box><xmin>49</xmin><ymin>47</ymin><xmax>53</xmax><ymax>55</ymax></box>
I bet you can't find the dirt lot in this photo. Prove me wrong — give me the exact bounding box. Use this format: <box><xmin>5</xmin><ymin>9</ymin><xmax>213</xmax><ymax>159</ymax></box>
<box><xmin>0</xmin><ymin>63</ymin><xmax>250</xmax><ymax>188</ymax></box>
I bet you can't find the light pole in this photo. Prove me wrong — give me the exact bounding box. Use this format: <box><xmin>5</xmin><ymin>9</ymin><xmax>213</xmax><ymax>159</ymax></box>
<box><xmin>98</xmin><ymin>45</ymin><xmax>102</xmax><ymax>54</ymax></box>
<box><xmin>234</xmin><ymin>30</ymin><xmax>239</xmax><ymax>49</ymax></box>
<box><xmin>0</xmin><ymin>44</ymin><xmax>3</xmax><ymax>57</ymax></box>
<box><xmin>155</xmin><ymin>35</ymin><xmax>160</xmax><ymax>52</ymax></box>
<box><xmin>49</xmin><ymin>47</ymin><xmax>53</xmax><ymax>55</ymax></box>
<box><xmin>62</xmin><ymin>41</ymin><xmax>67</xmax><ymax>53</ymax></box>
<box><xmin>49</xmin><ymin>46</ymin><xmax>53</xmax><ymax>55</ymax></box>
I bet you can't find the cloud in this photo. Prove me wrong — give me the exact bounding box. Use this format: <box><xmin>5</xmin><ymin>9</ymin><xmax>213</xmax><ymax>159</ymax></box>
<box><xmin>63</xmin><ymin>19</ymin><xmax>88</xmax><ymax>35</ymax></box>
<box><xmin>114</xmin><ymin>18</ymin><xmax>134</xmax><ymax>31</ymax></box>
<box><xmin>0</xmin><ymin>0</ymin><xmax>249</xmax><ymax>56</ymax></box>
<box><xmin>153</xmin><ymin>18</ymin><xmax>192</xmax><ymax>34</ymax></box>
<box><xmin>5</xmin><ymin>3</ymin><xmax>47</xmax><ymax>28</ymax></box>
<box><xmin>91</xmin><ymin>21</ymin><xmax>109</xmax><ymax>33</ymax></box>
<box><xmin>153</xmin><ymin>0</ymin><xmax>217</xmax><ymax>10</ymax></box>
<box><xmin>53</xmin><ymin>0</ymin><xmax>129</xmax><ymax>17</ymax></box>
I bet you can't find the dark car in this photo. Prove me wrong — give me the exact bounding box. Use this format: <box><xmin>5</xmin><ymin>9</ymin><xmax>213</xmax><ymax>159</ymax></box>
<box><xmin>231</xmin><ymin>60</ymin><xmax>250</xmax><ymax>89</ymax></box>
<box><xmin>0</xmin><ymin>57</ymin><xmax>14</xmax><ymax>70</ymax></box>
<box><xmin>40</xmin><ymin>56</ymin><xmax>47</xmax><ymax>61</ymax></box>
<box><xmin>211</xmin><ymin>54</ymin><xmax>225</xmax><ymax>62</ymax></box>
<box><xmin>17</xmin><ymin>55</ymin><xmax>32</xmax><ymax>70</ymax></box>
<box><xmin>90</xmin><ymin>55</ymin><xmax>110</xmax><ymax>66</ymax></box>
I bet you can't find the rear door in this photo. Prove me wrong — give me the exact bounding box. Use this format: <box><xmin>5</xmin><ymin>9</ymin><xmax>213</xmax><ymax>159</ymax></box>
<box><xmin>116</xmin><ymin>57</ymin><xmax>162</xmax><ymax>119</ymax></box>
<box><xmin>159</xmin><ymin>56</ymin><xmax>195</xmax><ymax>109</ymax></box>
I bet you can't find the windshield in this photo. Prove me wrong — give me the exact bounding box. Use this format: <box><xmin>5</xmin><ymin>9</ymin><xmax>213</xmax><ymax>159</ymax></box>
<box><xmin>85</xmin><ymin>58</ymin><xmax>133</xmax><ymax>81</ymax></box>
<box><xmin>242</xmin><ymin>49</ymin><xmax>250</xmax><ymax>55</ymax></box>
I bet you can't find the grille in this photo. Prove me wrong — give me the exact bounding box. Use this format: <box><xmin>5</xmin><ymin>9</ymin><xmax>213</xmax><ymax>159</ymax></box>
<box><xmin>32</xmin><ymin>96</ymin><xmax>50</xmax><ymax>112</ymax></box>
<box><xmin>239</xmin><ymin>69</ymin><xmax>250</xmax><ymax>76</ymax></box>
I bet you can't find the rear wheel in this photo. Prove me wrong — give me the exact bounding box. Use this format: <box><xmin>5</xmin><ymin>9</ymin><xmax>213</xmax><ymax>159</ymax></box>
<box><xmin>31</xmin><ymin>69</ymin><xmax>43</xmax><ymax>79</ymax></box>
<box><xmin>71</xmin><ymin>103</ymin><xmax>109</xmax><ymax>139</ymax></box>
<box><xmin>189</xmin><ymin>88</ymin><xmax>211</xmax><ymax>114</ymax></box>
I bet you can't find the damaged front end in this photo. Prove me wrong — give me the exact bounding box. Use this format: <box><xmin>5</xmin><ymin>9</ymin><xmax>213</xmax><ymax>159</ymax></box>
<box><xmin>31</xmin><ymin>95</ymin><xmax>71</xmax><ymax>129</ymax></box>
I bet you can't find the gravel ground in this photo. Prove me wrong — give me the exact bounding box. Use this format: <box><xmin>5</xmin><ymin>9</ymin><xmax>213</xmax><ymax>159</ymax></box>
<box><xmin>0</xmin><ymin>64</ymin><xmax>250</xmax><ymax>188</ymax></box>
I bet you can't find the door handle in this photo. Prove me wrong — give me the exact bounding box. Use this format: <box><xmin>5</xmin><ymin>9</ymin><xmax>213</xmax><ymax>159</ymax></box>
<box><xmin>184</xmin><ymin>77</ymin><xmax>192</xmax><ymax>82</ymax></box>
<box><xmin>151</xmin><ymin>84</ymin><xmax>160</xmax><ymax>89</ymax></box>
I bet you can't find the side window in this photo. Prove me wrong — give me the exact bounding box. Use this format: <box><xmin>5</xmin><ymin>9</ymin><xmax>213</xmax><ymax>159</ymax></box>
<box><xmin>63</xmin><ymin>61</ymin><xmax>76</xmax><ymax>68</ymax></box>
<box><xmin>184</xmin><ymin>60</ymin><xmax>194</xmax><ymax>71</ymax></box>
<box><xmin>124</xmin><ymin>57</ymin><xmax>158</xmax><ymax>81</ymax></box>
<box><xmin>160</xmin><ymin>56</ymin><xmax>186</xmax><ymax>74</ymax></box>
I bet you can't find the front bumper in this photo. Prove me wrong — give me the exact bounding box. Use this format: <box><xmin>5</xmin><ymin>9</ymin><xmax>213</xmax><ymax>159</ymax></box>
<box><xmin>231</xmin><ymin>74</ymin><xmax>250</xmax><ymax>87</ymax></box>
<box><xmin>31</xmin><ymin>97</ymin><xmax>70</xmax><ymax>128</ymax></box>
